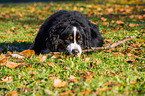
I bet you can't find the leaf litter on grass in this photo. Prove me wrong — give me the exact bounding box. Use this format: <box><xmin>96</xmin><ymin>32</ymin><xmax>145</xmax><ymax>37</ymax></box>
<box><xmin>0</xmin><ymin>1</ymin><xmax>145</xmax><ymax>95</ymax></box>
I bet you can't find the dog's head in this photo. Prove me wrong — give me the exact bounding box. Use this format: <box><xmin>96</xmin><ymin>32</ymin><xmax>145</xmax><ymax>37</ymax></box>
<box><xmin>48</xmin><ymin>22</ymin><xmax>104</xmax><ymax>55</ymax></box>
<box><xmin>57</xmin><ymin>25</ymin><xmax>85</xmax><ymax>55</ymax></box>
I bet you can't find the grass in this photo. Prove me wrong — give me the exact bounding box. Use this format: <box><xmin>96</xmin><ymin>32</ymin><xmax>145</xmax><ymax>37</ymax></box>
<box><xmin>0</xmin><ymin>1</ymin><xmax>145</xmax><ymax>95</ymax></box>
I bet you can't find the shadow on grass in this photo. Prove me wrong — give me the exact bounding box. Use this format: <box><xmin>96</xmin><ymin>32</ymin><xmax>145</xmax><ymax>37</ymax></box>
<box><xmin>0</xmin><ymin>42</ymin><xmax>32</xmax><ymax>54</ymax></box>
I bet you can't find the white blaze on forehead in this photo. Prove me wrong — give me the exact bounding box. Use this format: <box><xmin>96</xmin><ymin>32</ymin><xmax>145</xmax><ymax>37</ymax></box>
<box><xmin>73</xmin><ymin>27</ymin><xmax>77</xmax><ymax>43</ymax></box>
<box><xmin>66</xmin><ymin>26</ymin><xmax>82</xmax><ymax>55</ymax></box>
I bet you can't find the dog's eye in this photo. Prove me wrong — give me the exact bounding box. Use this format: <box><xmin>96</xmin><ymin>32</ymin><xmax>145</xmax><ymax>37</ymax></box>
<box><xmin>78</xmin><ymin>35</ymin><xmax>80</xmax><ymax>39</ymax></box>
<box><xmin>70</xmin><ymin>36</ymin><xmax>73</xmax><ymax>40</ymax></box>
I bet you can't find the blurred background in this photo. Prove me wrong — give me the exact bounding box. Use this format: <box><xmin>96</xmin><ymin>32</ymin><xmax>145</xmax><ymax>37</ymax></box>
<box><xmin>0</xmin><ymin>0</ymin><xmax>145</xmax><ymax>4</ymax></box>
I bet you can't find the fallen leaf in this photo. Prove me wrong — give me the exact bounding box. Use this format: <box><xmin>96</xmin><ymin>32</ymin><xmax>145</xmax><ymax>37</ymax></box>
<box><xmin>6</xmin><ymin>61</ymin><xmax>21</xmax><ymax>69</ymax></box>
<box><xmin>106</xmin><ymin>8</ymin><xmax>114</xmax><ymax>13</ymax></box>
<box><xmin>98</xmin><ymin>88</ymin><xmax>106</xmax><ymax>92</ymax></box>
<box><xmin>102</xmin><ymin>22</ymin><xmax>108</xmax><ymax>26</ymax></box>
<box><xmin>104</xmin><ymin>82</ymin><xmax>120</xmax><ymax>87</ymax></box>
<box><xmin>101</xmin><ymin>17</ymin><xmax>107</xmax><ymax>21</ymax></box>
<box><xmin>116</xmin><ymin>20</ymin><xmax>124</xmax><ymax>24</ymax></box>
<box><xmin>0</xmin><ymin>58</ymin><xmax>8</xmax><ymax>64</ymax></box>
<box><xmin>132</xmin><ymin>65</ymin><xmax>138</xmax><ymax>68</ymax></box>
<box><xmin>51</xmin><ymin>55</ymin><xmax>61</xmax><ymax>59</ymax></box>
<box><xmin>129</xmin><ymin>23</ymin><xmax>139</xmax><ymax>27</ymax></box>
<box><xmin>53</xmin><ymin>78</ymin><xmax>67</xmax><ymax>88</ymax></box>
<box><xmin>103</xmin><ymin>82</ymin><xmax>111</xmax><ymax>86</ymax></box>
<box><xmin>81</xmin><ymin>90</ymin><xmax>90</xmax><ymax>95</ymax></box>
<box><xmin>11</xmin><ymin>53</ymin><xmax>25</xmax><ymax>59</ymax></box>
<box><xmin>20</xmin><ymin>49</ymin><xmax>35</xmax><ymax>56</ymax></box>
<box><xmin>0</xmin><ymin>54</ymin><xmax>6</xmax><ymax>60</ymax></box>
<box><xmin>6</xmin><ymin>91</ymin><xmax>18</xmax><ymax>96</ymax></box>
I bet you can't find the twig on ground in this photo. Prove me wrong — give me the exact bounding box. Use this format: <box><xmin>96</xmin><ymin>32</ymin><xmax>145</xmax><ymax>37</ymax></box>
<box><xmin>83</xmin><ymin>36</ymin><xmax>137</xmax><ymax>53</ymax></box>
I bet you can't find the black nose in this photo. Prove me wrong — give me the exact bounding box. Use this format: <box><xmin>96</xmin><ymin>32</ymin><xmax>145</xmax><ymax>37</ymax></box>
<box><xmin>72</xmin><ymin>49</ymin><xmax>79</xmax><ymax>55</ymax></box>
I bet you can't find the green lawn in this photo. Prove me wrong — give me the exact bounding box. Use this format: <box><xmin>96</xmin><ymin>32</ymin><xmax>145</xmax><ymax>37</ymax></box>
<box><xmin>0</xmin><ymin>1</ymin><xmax>145</xmax><ymax>95</ymax></box>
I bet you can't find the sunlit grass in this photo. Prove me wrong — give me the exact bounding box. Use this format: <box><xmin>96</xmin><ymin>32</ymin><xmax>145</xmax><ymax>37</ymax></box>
<box><xmin>0</xmin><ymin>1</ymin><xmax>145</xmax><ymax>95</ymax></box>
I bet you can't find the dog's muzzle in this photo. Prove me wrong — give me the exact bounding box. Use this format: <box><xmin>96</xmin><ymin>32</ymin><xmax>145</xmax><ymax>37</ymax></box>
<box><xmin>66</xmin><ymin>43</ymin><xmax>82</xmax><ymax>55</ymax></box>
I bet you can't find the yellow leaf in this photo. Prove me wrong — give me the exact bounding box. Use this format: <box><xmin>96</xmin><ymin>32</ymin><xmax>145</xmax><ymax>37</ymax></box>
<box><xmin>20</xmin><ymin>49</ymin><xmax>35</xmax><ymax>56</ymax></box>
<box><xmin>10</xmin><ymin>8</ymin><xmax>15</xmax><ymax>12</ymax></box>
<box><xmin>101</xmin><ymin>17</ymin><xmax>107</xmax><ymax>21</ymax></box>
<box><xmin>116</xmin><ymin>20</ymin><xmax>124</xmax><ymax>24</ymax></box>
<box><xmin>106</xmin><ymin>8</ymin><xmax>114</xmax><ymax>13</ymax></box>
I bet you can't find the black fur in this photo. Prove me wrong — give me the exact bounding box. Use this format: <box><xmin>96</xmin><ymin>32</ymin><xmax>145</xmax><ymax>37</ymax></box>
<box><xmin>32</xmin><ymin>10</ymin><xmax>104</xmax><ymax>54</ymax></box>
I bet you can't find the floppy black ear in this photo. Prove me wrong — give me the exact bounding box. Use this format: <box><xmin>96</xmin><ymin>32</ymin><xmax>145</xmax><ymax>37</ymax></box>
<box><xmin>89</xmin><ymin>23</ymin><xmax>104</xmax><ymax>47</ymax></box>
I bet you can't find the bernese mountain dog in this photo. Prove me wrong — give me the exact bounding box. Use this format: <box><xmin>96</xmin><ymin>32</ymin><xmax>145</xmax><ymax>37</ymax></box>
<box><xmin>32</xmin><ymin>10</ymin><xmax>104</xmax><ymax>55</ymax></box>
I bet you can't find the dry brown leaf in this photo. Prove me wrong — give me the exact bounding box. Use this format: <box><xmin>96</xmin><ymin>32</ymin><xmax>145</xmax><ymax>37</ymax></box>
<box><xmin>103</xmin><ymin>82</ymin><xmax>111</xmax><ymax>86</ymax></box>
<box><xmin>116</xmin><ymin>20</ymin><xmax>124</xmax><ymax>24</ymax></box>
<box><xmin>129</xmin><ymin>23</ymin><xmax>139</xmax><ymax>27</ymax></box>
<box><xmin>53</xmin><ymin>78</ymin><xmax>67</xmax><ymax>88</ymax></box>
<box><xmin>20</xmin><ymin>49</ymin><xmax>35</xmax><ymax>56</ymax></box>
<box><xmin>98</xmin><ymin>88</ymin><xmax>106</xmax><ymax>91</ymax></box>
<box><xmin>106</xmin><ymin>8</ymin><xmax>114</xmax><ymax>13</ymax></box>
<box><xmin>51</xmin><ymin>54</ymin><xmax>61</xmax><ymax>59</ymax></box>
<box><xmin>6</xmin><ymin>91</ymin><xmax>18</xmax><ymax>96</ymax></box>
<box><xmin>0</xmin><ymin>54</ymin><xmax>6</xmax><ymax>60</ymax></box>
<box><xmin>132</xmin><ymin>65</ymin><xmax>138</xmax><ymax>68</ymax></box>
<box><xmin>104</xmin><ymin>82</ymin><xmax>120</xmax><ymax>87</ymax></box>
<box><xmin>101</xmin><ymin>17</ymin><xmax>107</xmax><ymax>21</ymax></box>
<box><xmin>0</xmin><ymin>58</ymin><xmax>8</xmax><ymax>64</ymax></box>
<box><xmin>80</xmin><ymin>90</ymin><xmax>90</xmax><ymax>95</ymax></box>
<box><xmin>102</xmin><ymin>22</ymin><xmax>108</xmax><ymax>26</ymax></box>
<box><xmin>6</xmin><ymin>61</ymin><xmax>21</xmax><ymax>69</ymax></box>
